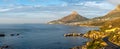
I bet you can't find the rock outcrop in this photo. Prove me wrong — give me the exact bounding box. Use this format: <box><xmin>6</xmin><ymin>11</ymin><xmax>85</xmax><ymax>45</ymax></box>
<box><xmin>64</xmin><ymin>33</ymin><xmax>83</xmax><ymax>37</ymax></box>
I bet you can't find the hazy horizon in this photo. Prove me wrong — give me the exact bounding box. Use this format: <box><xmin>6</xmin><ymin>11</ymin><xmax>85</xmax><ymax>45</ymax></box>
<box><xmin>0</xmin><ymin>0</ymin><xmax>119</xmax><ymax>24</ymax></box>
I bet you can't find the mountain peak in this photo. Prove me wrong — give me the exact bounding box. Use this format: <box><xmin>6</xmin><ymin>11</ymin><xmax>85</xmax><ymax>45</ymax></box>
<box><xmin>48</xmin><ymin>11</ymin><xmax>88</xmax><ymax>24</ymax></box>
<box><xmin>71</xmin><ymin>11</ymin><xmax>78</xmax><ymax>15</ymax></box>
<box><xmin>105</xmin><ymin>5</ymin><xmax>120</xmax><ymax>16</ymax></box>
<box><xmin>115</xmin><ymin>5</ymin><xmax>120</xmax><ymax>11</ymax></box>
<box><xmin>57</xmin><ymin>11</ymin><xmax>88</xmax><ymax>23</ymax></box>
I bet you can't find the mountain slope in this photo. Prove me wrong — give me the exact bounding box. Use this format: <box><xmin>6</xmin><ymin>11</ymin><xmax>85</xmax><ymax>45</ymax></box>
<box><xmin>74</xmin><ymin>5</ymin><xmax>120</xmax><ymax>26</ymax></box>
<box><xmin>101</xmin><ymin>17</ymin><xmax>120</xmax><ymax>29</ymax></box>
<box><xmin>95</xmin><ymin>5</ymin><xmax>120</xmax><ymax>19</ymax></box>
<box><xmin>91</xmin><ymin>5</ymin><xmax>120</xmax><ymax>26</ymax></box>
<box><xmin>48</xmin><ymin>5</ymin><xmax>120</xmax><ymax>26</ymax></box>
<box><xmin>106</xmin><ymin>5</ymin><xmax>120</xmax><ymax>17</ymax></box>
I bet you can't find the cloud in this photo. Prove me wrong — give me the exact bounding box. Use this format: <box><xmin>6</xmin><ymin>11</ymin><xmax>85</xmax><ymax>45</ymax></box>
<box><xmin>0</xmin><ymin>8</ymin><xmax>12</xmax><ymax>12</ymax></box>
<box><xmin>60</xmin><ymin>0</ymin><xmax>103</xmax><ymax>3</ymax></box>
<box><xmin>82</xmin><ymin>1</ymin><xmax>114</xmax><ymax>10</ymax></box>
<box><xmin>0</xmin><ymin>5</ymin><xmax>111</xmax><ymax>19</ymax></box>
<box><xmin>60</xmin><ymin>0</ymin><xmax>81</xmax><ymax>3</ymax></box>
<box><xmin>0</xmin><ymin>0</ymin><xmax>115</xmax><ymax>23</ymax></box>
<box><xmin>59</xmin><ymin>0</ymin><xmax>114</xmax><ymax>10</ymax></box>
<box><xmin>0</xmin><ymin>1</ymin><xmax>114</xmax><ymax>13</ymax></box>
<box><xmin>107</xmin><ymin>0</ymin><xmax>120</xmax><ymax>5</ymax></box>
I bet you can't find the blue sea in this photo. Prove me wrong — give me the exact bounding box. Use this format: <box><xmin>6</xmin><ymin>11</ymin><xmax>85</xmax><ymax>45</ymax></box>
<box><xmin>0</xmin><ymin>24</ymin><xmax>98</xmax><ymax>49</ymax></box>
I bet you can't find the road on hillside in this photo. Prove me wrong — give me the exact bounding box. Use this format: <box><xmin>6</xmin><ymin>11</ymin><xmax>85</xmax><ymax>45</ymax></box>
<box><xmin>103</xmin><ymin>37</ymin><xmax>120</xmax><ymax>49</ymax></box>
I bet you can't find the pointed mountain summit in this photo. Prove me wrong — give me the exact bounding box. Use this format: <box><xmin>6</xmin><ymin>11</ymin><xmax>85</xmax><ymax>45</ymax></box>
<box><xmin>93</xmin><ymin>5</ymin><xmax>120</xmax><ymax>19</ymax></box>
<box><xmin>58</xmin><ymin>11</ymin><xmax>88</xmax><ymax>23</ymax></box>
<box><xmin>71</xmin><ymin>11</ymin><xmax>78</xmax><ymax>15</ymax></box>
<box><xmin>105</xmin><ymin>5</ymin><xmax>120</xmax><ymax>17</ymax></box>
<box><xmin>48</xmin><ymin>11</ymin><xmax>88</xmax><ymax>24</ymax></box>
<box><xmin>87</xmin><ymin>5</ymin><xmax>120</xmax><ymax>26</ymax></box>
<box><xmin>115</xmin><ymin>5</ymin><xmax>120</xmax><ymax>11</ymax></box>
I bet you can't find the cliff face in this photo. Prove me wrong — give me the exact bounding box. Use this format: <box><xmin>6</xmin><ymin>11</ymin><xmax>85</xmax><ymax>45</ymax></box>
<box><xmin>48</xmin><ymin>11</ymin><xmax>88</xmax><ymax>24</ymax></box>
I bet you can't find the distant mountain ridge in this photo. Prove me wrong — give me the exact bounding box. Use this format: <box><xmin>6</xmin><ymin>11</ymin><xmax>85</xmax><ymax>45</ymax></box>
<box><xmin>107</xmin><ymin>5</ymin><xmax>120</xmax><ymax>16</ymax></box>
<box><xmin>48</xmin><ymin>5</ymin><xmax>120</xmax><ymax>26</ymax></box>
<box><xmin>48</xmin><ymin>11</ymin><xmax>88</xmax><ymax>24</ymax></box>
<box><xmin>95</xmin><ymin>5</ymin><xmax>120</xmax><ymax>19</ymax></box>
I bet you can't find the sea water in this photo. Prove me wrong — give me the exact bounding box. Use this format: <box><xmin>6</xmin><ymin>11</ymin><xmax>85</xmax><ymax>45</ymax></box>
<box><xmin>0</xmin><ymin>24</ymin><xmax>98</xmax><ymax>49</ymax></box>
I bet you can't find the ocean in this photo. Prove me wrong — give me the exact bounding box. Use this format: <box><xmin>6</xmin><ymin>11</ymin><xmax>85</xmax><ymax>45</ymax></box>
<box><xmin>0</xmin><ymin>24</ymin><xmax>98</xmax><ymax>49</ymax></box>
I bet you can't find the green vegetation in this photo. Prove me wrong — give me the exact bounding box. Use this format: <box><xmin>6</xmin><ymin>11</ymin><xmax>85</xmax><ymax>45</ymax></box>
<box><xmin>72</xmin><ymin>18</ymin><xmax>120</xmax><ymax>49</ymax></box>
<box><xmin>83</xmin><ymin>18</ymin><xmax>120</xmax><ymax>47</ymax></box>
<box><xmin>72</xmin><ymin>39</ymin><xmax>107</xmax><ymax>49</ymax></box>
<box><xmin>83</xmin><ymin>30</ymin><xmax>106</xmax><ymax>39</ymax></box>
<box><xmin>84</xmin><ymin>39</ymin><xmax>107</xmax><ymax>49</ymax></box>
<box><xmin>71</xmin><ymin>5</ymin><xmax>120</xmax><ymax>49</ymax></box>
<box><xmin>109</xmin><ymin>31</ymin><xmax>120</xmax><ymax>46</ymax></box>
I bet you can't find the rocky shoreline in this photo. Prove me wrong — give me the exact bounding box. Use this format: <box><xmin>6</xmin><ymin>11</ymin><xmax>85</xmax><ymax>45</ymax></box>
<box><xmin>48</xmin><ymin>5</ymin><xmax>120</xmax><ymax>49</ymax></box>
<box><xmin>0</xmin><ymin>33</ymin><xmax>21</xmax><ymax>49</ymax></box>
<box><xmin>49</xmin><ymin>16</ymin><xmax>120</xmax><ymax>49</ymax></box>
<box><xmin>64</xmin><ymin>33</ymin><xmax>83</xmax><ymax>37</ymax></box>
<box><xmin>70</xmin><ymin>26</ymin><xmax>120</xmax><ymax>49</ymax></box>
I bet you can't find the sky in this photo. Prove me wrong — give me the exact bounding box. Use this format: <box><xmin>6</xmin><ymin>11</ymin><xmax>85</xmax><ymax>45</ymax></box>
<box><xmin>0</xmin><ymin>0</ymin><xmax>118</xmax><ymax>24</ymax></box>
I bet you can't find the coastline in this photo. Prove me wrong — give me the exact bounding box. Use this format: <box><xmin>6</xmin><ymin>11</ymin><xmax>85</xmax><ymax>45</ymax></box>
<box><xmin>47</xmin><ymin>23</ymin><xmax>101</xmax><ymax>27</ymax></box>
<box><xmin>78</xmin><ymin>25</ymin><xmax>101</xmax><ymax>27</ymax></box>
<box><xmin>47</xmin><ymin>23</ymin><xmax>120</xmax><ymax>49</ymax></box>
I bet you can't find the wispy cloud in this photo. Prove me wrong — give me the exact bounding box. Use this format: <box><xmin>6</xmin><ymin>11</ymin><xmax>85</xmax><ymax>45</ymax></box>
<box><xmin>107</xmin><ymin>0</ymin><xmax>120</xmax><ymax>5</ymax></box>
<box><xmin>0</xmin><ymin>8</ymin><xmax>12</xmax><ymax>12</ymax></box>
<box><xmin>82</xmin><ymin>1</ymin><xmax>114</xmax><ymax>10</ymax></box>
<box><xmin>0</xmin><ymin>0</ymin><xmax>115</xmax><ymax>23</ymax></box>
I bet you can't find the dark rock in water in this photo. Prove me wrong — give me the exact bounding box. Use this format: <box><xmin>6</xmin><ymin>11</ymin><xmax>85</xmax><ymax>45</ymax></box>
<box><xmin>16</xmin><ymin>34</ymin><xmax>20</xmax><ymax>36</ymax></box>
<box><xmin>0</xmin><ymin>34</ymin><xmax>5</xmax><ymax>37</ymax></box>
<box><xmin>0</xmin><ymin>45</ymin><xmax>9</xmax><ymax>49</ymax></box>
<box><xmin>2</xmin><ymin>45</ymin><xmax>9</xmax><ymax>48</ymax></box>
<box><xmin>64</xmin><ymin>33</ymin><xmax>83</xmax><ymax>37</ymax></box>
<box><xmin>10</xmin><ymin>33</ymin><xmax>20</xmax><ymax>36</ymax></box>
